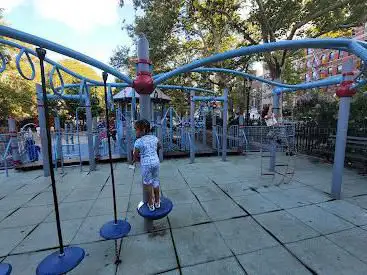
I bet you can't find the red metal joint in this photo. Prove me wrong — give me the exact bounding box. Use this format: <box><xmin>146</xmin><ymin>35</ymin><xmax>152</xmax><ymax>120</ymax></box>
<box><xmin>133</xmin><ymin>72</ymin><xmax>154</xmax><ymax>95</ymax></box>
<box><xmin>137</xmin><ymin>59</ymin><xmax>152</xmax><ymax>65</ymax></box>
<box><xmin>336</xmin><ymin>80</ymin><xmax>356</xmax><ymax>97</ymax></box>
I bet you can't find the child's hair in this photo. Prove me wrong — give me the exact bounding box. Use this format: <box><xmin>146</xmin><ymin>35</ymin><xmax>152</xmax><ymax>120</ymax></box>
<box><xmin>135</xmin><ymin>119</ymin><xmax>151</xmax><ymax>134</ymax></box>
<box><xmin>261</xmin><ymin>105</ymin><xmax>269</xmax><ymax>119</ymax></box>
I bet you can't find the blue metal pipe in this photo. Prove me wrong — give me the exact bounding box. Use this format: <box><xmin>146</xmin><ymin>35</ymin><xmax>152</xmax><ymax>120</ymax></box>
<box><xmin>0</xmin><ymin>38</ymin><xmax>104</xmax><ymax>86</ymax></box>
<box><xmin>0</xmin><ymin>26</ymin><xmax>133</xmax><ymax>85</ymax></box>
<box><xmin>192</xmin><ymin>96</ymin><xmax>225</xmax><ymax>102</ymax></box>
<box><xmin>157</xmin><ymin>85</ymin><xmax>215</xmax><ymax>94</ymax></box>
<box><xmin>154</xmin><ymin>39</ymin><xmax>366</xmax><ymax>85</ymax></box>
<box><xmin>275</xmin><ymin>75</ymin><xmax>343</xmax><ymax>94</ymax></box>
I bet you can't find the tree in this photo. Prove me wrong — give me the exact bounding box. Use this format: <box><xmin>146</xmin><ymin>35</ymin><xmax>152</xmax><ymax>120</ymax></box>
<box><xmin>114</xmin><ymin>0</ymin><xmax>255</xmax><ymax>116</ymax></box>
<box><xmin>230</xmin><ymin>0</ymin><xmax>367</xmax><ymax>79</ymax></box>
<box><xmin>118</xmin><ymin>0</ymin><xmax>366</xmax><ymax>83</ymax></box>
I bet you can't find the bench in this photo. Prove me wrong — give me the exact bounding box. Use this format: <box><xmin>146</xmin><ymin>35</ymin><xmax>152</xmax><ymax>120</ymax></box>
<box><xmin>317</xmin><ymin>135</ymin><xmax>367</xmax><ymax>173</ymax></box>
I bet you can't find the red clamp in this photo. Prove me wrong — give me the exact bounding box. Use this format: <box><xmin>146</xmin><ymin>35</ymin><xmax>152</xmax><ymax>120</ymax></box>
<box><xmin>137</xmin><ymin>59</ymin><xmax>152</xmax><ymax>65</ymax></box>
<box><xmin>336</xmin><ymin>80</ymin><xmax>356</xmax><ymax>97</ymax></box>
<box><xmin>133</xmin><ymin>71</ymin><xmax>154</xmax><ymax>95</ymax></box>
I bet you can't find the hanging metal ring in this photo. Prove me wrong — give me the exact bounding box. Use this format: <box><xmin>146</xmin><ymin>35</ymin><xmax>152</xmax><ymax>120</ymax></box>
<box><xmin>49</xmin><ymin>65</ymin><xmax>64</xmax><ymax>95</ymax></box>
<box><xmin>0</xmin><ymin>52</ymin><xmax>6</xmax><ymax>73</ymax></box>
<box><xmin>15</xmin><ymin>48</ymin><xmax>36</xmax><ymax>80</ymax></box>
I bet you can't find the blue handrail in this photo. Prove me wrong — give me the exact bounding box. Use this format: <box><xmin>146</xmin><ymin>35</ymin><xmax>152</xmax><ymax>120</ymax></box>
<box><xmin>0</xmin><ymin>26</ymin><xmax>133</xmax><ymax>85</ymax></box>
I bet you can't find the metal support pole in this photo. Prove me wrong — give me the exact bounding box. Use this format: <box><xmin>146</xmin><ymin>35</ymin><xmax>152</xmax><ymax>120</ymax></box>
<box><xmin>8</xmin><ymin>117</ymin><xmax>21</xmax><ymax>165</ymax></box>
<box><xmin>70</xmin><ymin>123</ymin><xmax>75</xmax><ymax>152</ymax></box>
<box><xmin>157</xmin><ymin>115</ymin><xmax>163</xmax><ymax>162</ymax></box>
<box><xmin>222</xmin><ymin>89</ymin><xmax>228</xmax><ymax>161</ymax></box>
<box><xmin>85</xmin><ymin>89</ymin><xmax>96</xmax><ymax>171</ymax></box>
<box><xmin>126</xmin><ymin>118</ymin><xmax>132</xmax><ymax>162</ymax></box>
<box><xmin>331</xmin><ymin>59</ymin><xmax>354</xmax><ymax>199</ymax></box>
<box><xmin>36</xmin><ymin>84</ymin><xmax>50</xmax><ymax>177</ymax></box>
<box><xmin>136</xmin><ymin>34</ymin><xmax>153</xmax><ymax>232</ymax></box>
<box><xmin>190</xmin><ymin>90</ymin><xmax>195</xmax><ymax>163</ymax></box>
<box><xmin>65</xmin><ymin>123</ymin><xmax>70</xmax><ymax>155</ymax></box>
<box><xmin>102</xmin><ymin>72</ymin><xmax>118</xmax><ymax>224</ymax></box>
<box><xmin>117</xmin><ymin>105</ymin><xmax>124</xmax><ymax>156</ymax></box>
<box><xmin>169</xmin><ymin>107</ymin><xmax>173</xmax><ymax>150</ymax></box>
<box><xmin>203</xmin><ymin>112</ymin><xmax>206</xmax><ymax>146</ymax></box>
<box><xmin>54</xmin><ymin>115</ymin><xmax>62</xmax><ymax>168</ymax></box>
<box><xmin>269</xmin><ymin>92</ymin><xmax>280</xmax><ymax>172</ymax></box>
<box><xmin>36</xmin><ymin>47</ymin><xmax>65</xmax><ymax>255</ymax></box>
<box><xmin>212</xmin><ymin>111</ymin><xmax>217</xmax><ymax>150</ymax></box>
<box><xmin>131</xmin><ymin>89</ymin><xmax>136</xmax><ymax>121</ymax></box>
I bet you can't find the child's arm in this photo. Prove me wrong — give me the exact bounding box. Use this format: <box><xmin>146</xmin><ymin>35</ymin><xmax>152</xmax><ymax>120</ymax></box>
<box><xmin>133</xmin><ymin>149</ymin><xmax>140</xmax><ymax>163</ymax></box>
<box><xmin>157</xmin><ymin>141</ymin><xmax>162</xmax><ymax>155</ymax></box>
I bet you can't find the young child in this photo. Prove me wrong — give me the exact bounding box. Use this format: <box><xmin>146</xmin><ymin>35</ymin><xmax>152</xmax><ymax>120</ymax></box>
<box><xmin>133</xmin><ymin>119</ymin><xmax>162</xmax><ymax>211</ymax></box>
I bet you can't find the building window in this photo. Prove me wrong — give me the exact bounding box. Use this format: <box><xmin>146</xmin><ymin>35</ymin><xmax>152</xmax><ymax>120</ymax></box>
<box><xmin>321</xmin><ymin>54</ymin><xmax>327</xmax><ymax>64</ymax></box>
<box><xmin>312</xmin><ymin>71</ymin><xmax>318</xmax><ymax>79</ymax></box>
<box><xmin>328</xmin><ymin>67</ymin><xmax>333</xmax><ymax>75</ymax></box>
<box><xmin>337</xmin><ymin>64</ymin><xmax>343</xmax><ymax>74</ymax></box>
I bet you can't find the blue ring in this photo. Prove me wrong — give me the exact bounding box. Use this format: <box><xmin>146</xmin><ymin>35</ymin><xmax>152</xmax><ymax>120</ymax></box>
<box><xmin>15</xmin><ymin>48</ymin><xmax>35</xmax><ymax>80</ymax></box>
<box><xmin>49</xmin><ymin>65</ymin><xmax>64</xmax><ymax>95</ymax></box>
<box><xmin>0</xmin><ymin>52</ymin><xmax>6</xmax><ymax>73</ymax></box>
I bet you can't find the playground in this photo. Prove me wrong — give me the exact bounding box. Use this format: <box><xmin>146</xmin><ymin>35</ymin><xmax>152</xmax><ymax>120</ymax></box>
<box><xmin>0</xmin><ymin>1</ymin><xmax>367</xmax><ymax>273</ymax></box>
<box><xmin>1</xmin><ymin>155</ymin><xmax>367</xmax><ymax>274</ymax></box>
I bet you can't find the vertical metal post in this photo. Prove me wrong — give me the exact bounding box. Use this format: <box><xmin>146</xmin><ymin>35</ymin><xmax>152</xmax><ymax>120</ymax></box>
<box><xmin>126</xmin><ymin>118</ymin><xmax>132</xmax><ymax>162</ymax></box>
<box><xmin>136</xmin><ymin>34</ymin><xmax>153</xmax><ymax>232</ymax></box>
<box><xmin>203</xmin><ymin>112</ymin><xmax>206</xmax><ymax>146</ymax></box>
<box><xmin>117</xmin><ymin>105</ymin><xmax>124</xmax><ymax>156</ymax></box>
<box><xmin>222</xmin><ymin>89</ymin><xmax>228</xmax><ymax>161</ymax></box>
<box><xmin>269</xmin><ymin>91</ymin><xmax>279</xmax><ymax>172</ymax></box>
<box><xmin>190</xmin><ymin>90</ymin><xmax>195</xmax><ymax>163</ymax></box>
<box><xmin>102</xmin><ymin>72</ymin><xmax>118</xmax><ymax>223</ymax></box>
<box><xmin>169</xmin><ymin>107</ymin><xmax>173</xmax><ymax>150</ymax></box>
<box><xmin>331</xmin><ymin>59</ymin><xmax>354</xmax><ymax>199</ymax></box>
<box><xmin>7</xmin><ymin>117</ymin><xmax>21</xmax><ymax>165</ymax></box>
<box><xmin>70</xmin><ymin>123</ymin><xmax>75</xmax><ymax>152</ymax></box>
<box><xmin>36</xmin><ymin>84</ymin><xmax>50</xmax><ymax>177</ymax></box>
<box><xmin>157</xmin><ymin>115</ymin><xmax>163</xmax><ymax>162</ymax></box>
<box><xmin>65</xmin><ymin>123</ymin><xmax>70</xmax><ymax>155</ymax></box>
<box><xmin>93</xmin><ymin>117</ymin><xmax>100</xmax><ymax>160</ymax></box>
<box><xmin>54</xmin><ymin>115</ymin><xmax>62</xmax><ymax>168</ymax></box>
<box><xmin>212</xmin><ymin>111</ymin><xmax>217</xmax><ymax>150</ymax></box>
<box><xmin>131</xmin><ymin>89</ymin><xmax>136</xmax><ymax>120</ymax></box>
<box><xmin>85</xmin><ymin>89</ymin><xmax>96</xmax><ymax>171</ymax></box>
<box><xmin>36</xmin><ymin>47</ymin><xmax>64</xmax><ymax>255</ymax></box>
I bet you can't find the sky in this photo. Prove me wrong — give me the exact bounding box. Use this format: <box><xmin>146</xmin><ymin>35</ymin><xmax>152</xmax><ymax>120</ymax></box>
<box><xmin>1</xmin><ymin>0</ymin><xmax>136</xmax><ymax>70</ymax></box>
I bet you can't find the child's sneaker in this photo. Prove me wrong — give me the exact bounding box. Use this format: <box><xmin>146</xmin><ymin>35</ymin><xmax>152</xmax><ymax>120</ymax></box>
<box><xmin>155</xmin><ymin>200</ymin><xmax>161</xmax><ymax>209</ymax></box>
<box><xmin>148</xmin><ymin>203</ymin><xmax>155</xmax><ymax>212</ymax></box>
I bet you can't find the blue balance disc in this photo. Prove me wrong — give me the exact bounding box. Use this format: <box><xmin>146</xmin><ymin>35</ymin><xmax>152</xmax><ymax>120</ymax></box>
<box><xmin>100</xmin><ymin>220</ymin><xmax>131</xmax><ymax>240</ymax></box>
<box><xmin>0</xmin><ymin>263</ymin><xmax>12</xmax><ymax>275</ymax></box>
<box><xmin>36</xmin><ymin>247</ymin><xmax>85</xmax><ymax>275</ymax></box>
<box><xmin>137</xmin><ymin>197</ymin><xmax>173</xmax><ymax>220</ymax></box>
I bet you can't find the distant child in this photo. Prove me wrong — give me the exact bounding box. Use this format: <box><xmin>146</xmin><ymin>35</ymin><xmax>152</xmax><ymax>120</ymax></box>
<box><xmin>133</xmin><ymin>119</ymin><xmax>162</xmax><ymax>211</ymax></box>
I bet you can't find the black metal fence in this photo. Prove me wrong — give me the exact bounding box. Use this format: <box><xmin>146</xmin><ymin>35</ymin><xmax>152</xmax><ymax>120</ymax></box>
<box><xmin>295</xmin><ymin>124</ymin><xmax>367</xmax><ymax>172</ymax></box>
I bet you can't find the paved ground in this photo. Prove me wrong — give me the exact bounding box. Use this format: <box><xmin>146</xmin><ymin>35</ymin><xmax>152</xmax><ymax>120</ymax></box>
<box><xmin>0</xmin><ymin>153</ymin><xmax>367</xmax><ymax>275</ymax></box>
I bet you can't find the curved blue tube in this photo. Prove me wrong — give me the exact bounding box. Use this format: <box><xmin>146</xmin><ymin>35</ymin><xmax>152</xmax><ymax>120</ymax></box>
<box><xmin>0</xmin><ymin>52</ymin><xmax>5</xmax><ymax>73</ymax></box>
<box><xmin>0</xmin><ymin>26</ymin><xmax>133</xmax><ymax>85</ymax></box>
<box><xmin>154</xmin><ymin>39</ymin><xmax>366</xmax><ymax>85</ymax></box>
<box><xmin>49</xmin><ymin>65</ymin><xmax>65</xmax><ymax>95</ymax></box>
<box><xmin>156</xmin><ymin>85</ymin><xmax>215</xmax><ymax>94</ymax></box>
<box><xmin>15</xmin><ymin>48</ymin><xmax>36</xmax><ymax>80</ymax></box>
<box><xmin>0</xmin><ymin>38</ymin><xmax>106</xmax><ymax>86</ymax></box>
<box><xmin>275</xmin><ymin>75</ymin><xmax>343</xmax><ymax>94</ymax></box>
